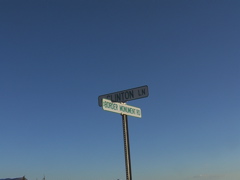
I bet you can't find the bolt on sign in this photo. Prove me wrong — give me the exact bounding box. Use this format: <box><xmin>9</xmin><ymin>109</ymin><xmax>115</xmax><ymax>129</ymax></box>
<box><xmin>98</xmin><ymin>85</ymin><xmax>149</xmax><ymax>107</ymax></box>
<box><xmin>102</xmin><ymin>99</ymin><xmax>142</xmax><ymax>118</ymax></box>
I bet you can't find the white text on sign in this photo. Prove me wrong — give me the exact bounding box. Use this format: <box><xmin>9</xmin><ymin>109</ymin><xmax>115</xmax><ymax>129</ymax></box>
<box><xmin>98</xmin><ymin>85</ymin><xmax>149</xmax><ymax>106</ymax></box>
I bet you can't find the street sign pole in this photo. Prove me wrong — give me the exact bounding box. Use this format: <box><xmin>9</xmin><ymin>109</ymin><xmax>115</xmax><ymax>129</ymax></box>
<box><xmin>100</xmin><ymin>86</ymin><xmax>149</xmax><ymax>180</ymax></box>
<box><xmin>122</xmin><ymin>114</ymin><xmax>132</xmax><ymax>180</ymax></box>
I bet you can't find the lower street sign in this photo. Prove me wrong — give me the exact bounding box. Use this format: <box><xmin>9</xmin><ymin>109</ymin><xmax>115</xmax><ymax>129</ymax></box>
<box><xmin>102</xmin><ymin>98</ymin><xmax>142</xmax><ymax>118</ymax></box>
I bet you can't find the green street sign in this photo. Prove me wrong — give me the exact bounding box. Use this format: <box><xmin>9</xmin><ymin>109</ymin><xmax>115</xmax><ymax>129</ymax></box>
<box><xmin>102</xmin><ymin>98</ymin><xmax>142</xmax><ymax>118</ymax></box>
<box><xmin>98</xmin><ymin>85</ymin><xmax>149</xmax><ymax>107</ymax></box>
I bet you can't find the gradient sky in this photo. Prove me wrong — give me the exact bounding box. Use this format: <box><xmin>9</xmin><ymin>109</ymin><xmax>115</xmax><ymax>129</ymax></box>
<box><xmin>0</xmin><ymin>1</ymin><xmax>240</xmax><ymax>180</ymax></box>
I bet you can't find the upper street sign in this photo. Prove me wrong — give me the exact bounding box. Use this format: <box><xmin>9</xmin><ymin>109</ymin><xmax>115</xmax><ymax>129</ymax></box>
<box><xmin>102</xmin><ymin>99</ymin><xmax>142</xmax><ymax>118</ymax></box>
<box><xmin>98</xmin><ymin>85</ymin><xmax>149</xmax><ymax>107</ymax></box>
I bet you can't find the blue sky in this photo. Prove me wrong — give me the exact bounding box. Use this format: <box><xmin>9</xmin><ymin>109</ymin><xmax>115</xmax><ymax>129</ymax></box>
<box><xmin>0</xmin><ymin>1</ymin><xmax>239</xmax><ymax>180</ymax></box>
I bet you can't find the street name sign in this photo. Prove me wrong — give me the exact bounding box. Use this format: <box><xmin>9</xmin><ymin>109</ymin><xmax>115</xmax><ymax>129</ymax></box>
<box><xmin>98</xmin><ymin>85</ymin><xmax>149</xmax><ymax>107</ymax></box>
<box><xmin>102</xmin><ymin>99</ymin><xmax>142</xmax><ymax>118</ymax></box>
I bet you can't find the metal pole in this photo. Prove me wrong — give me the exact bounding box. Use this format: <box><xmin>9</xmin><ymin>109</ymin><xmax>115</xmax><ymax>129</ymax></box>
<box><xmin>122</xmin><ymin>114</ymin><xmax>132</xmax><ymax>180</ymax></box>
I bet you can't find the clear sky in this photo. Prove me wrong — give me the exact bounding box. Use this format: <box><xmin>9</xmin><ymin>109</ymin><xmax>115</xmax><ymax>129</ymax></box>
<box><xmin>0</xmin><ymin>1</ymin><xmax>239</xmax><ymax>180</ymax></box>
